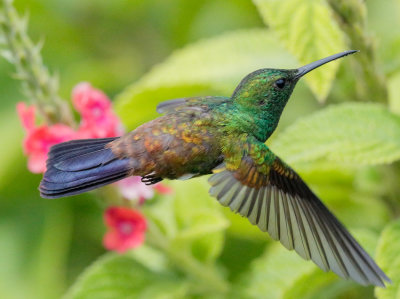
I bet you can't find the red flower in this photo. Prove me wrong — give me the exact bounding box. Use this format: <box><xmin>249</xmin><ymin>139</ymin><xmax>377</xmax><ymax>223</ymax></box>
<box><xmin>73</xmin><ymin>82</ymin><xmax>123</xmax><ymax>138</ymax></box>
<box><xmin>17</xmin><ymin>103</ymin><xmax>76</xmax><ymax>173</ymax></box>
<box><xmin>153</xmin><ymin>183</ymin><xmax>173</xmax><ymax>195</ymax></box>
<box><xmin>103</xmin><ymin>206</ymin><xmax>147</xmax><ymax>253</ymax></box>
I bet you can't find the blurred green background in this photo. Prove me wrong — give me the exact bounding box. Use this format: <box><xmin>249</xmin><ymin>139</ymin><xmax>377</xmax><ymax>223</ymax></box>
<box><xmin>1</xmin><ymin>0</ymin><xmax>400</xmax><ymax>298</ymax></box>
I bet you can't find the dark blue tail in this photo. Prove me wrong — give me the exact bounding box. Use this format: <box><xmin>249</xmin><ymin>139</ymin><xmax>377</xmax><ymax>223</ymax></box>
<box><xmin>40</xmin><ymin>137</ymin><xmax>131</xmax><ymax>198</ymax></box>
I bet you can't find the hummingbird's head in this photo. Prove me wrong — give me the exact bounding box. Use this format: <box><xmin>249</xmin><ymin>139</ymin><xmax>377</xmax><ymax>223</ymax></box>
<box><xmin>231</xmin><ymin>68</ymin><xmax>299</xmax><ymax>108</ymax></box>
<box><xmin>232</xmin><ymin>50</ymin><xmax>358</xmax><ymax>111</ymax></box>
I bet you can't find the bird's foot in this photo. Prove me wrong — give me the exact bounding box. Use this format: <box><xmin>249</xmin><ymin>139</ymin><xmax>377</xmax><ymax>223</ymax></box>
<box><xmin>141</xmin><ymin>175</ymin><xmax>162</xmax><ymax>185</ymax></box>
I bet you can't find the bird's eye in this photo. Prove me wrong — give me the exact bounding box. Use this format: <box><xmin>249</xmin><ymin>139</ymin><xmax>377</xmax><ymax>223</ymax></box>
<box><xmin>275</xmin><ymin>78</ymin><xmax>286</xmax><ymax>89</ymax></box>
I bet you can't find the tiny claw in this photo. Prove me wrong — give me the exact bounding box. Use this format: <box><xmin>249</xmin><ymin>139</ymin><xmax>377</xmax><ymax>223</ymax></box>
<box><xmin>141</xmin><ymin>175</ymin><xmax>162</xmax><ymax>185</ymax></box>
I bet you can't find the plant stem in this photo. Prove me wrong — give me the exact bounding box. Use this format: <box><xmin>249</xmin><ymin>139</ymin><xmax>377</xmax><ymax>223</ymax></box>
<box><xmin>0</xmin><ymin>0</ymin><xmax>75</xmax><ymax>126</ymax></box>
<box><xmin>327</xmin><ymin>0</ymin><xmax>387</xmax><ymax>103</ymax></box>
<box><xmin>146</xmin><ymin>220</ymin><xmax>230</xmax><ymax>295</ymax></box>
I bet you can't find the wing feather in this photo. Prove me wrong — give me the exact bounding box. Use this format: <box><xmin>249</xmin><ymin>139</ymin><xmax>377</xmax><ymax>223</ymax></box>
<box><xmin>156</xmin><ymin>96</ymin><xmax>230</xmax><ymax>114</ymax></box>
<box><xmin>208</xmin><ymin>150</ymin><xmax>391</xmax><ymax>286</ymax></box>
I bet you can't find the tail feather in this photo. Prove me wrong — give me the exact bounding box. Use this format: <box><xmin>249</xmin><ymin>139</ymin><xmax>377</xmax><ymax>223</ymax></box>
<box><xmin>54</xmin><ymin>148</ymin><xmax>116</xmax><ymax>171</ymax></box>
<box><xmin>43</xmin><ymin>158</ymin><xmax>129</xmax><ymax>186</ymax></box>
<box><xmin>40</xmin><ymin>137</ymin><xmax>132</xmax><ymax>198</ymax></box>
<box><xmin>48</xmin><ymin>138</ymin><xmax>116</xmax><ymax>160</ymax></box>
<box><xmin>40</xmin><ymin>172</ymin><xmax>128</xmax><ymax>198</ymax></box>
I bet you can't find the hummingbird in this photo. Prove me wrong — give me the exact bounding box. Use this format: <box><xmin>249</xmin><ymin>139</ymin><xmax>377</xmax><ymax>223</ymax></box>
<box><xmin>40</xmin><ymin>50</ymin><xmax>390</xmax><ymax>287</ymax></box>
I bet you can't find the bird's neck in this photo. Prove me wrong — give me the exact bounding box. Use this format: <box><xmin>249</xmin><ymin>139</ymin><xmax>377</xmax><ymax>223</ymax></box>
<box><xmin>225</xmin><ymin>102</ymin><xmax>285</xmax><ymax>142</ymax></box>
<box><xmin>230</xmin><ymin>84</ymin><xmax>293</xmax><ymax>142</ymax></box>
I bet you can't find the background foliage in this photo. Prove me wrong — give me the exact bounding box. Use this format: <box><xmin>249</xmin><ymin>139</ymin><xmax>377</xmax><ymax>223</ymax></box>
<box><xmin>1</xmin><ymin>0</ymin><xmax>400</xmax><ymax>298</ymax></box>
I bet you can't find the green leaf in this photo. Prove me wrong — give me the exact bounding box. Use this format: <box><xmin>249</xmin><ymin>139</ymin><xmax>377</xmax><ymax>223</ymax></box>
<box><xmin>147</xmin><ymin>178</ymin><xmax>229</xmax><ymax>263</ymax></box>
<box><xmin>64</xmin><ymin>253</ymin><xmax>188</xmax><ymax>299</ymax></box>
<box><xmin>223</xmin><ymin>207</ymin><xmax>268</xmax><ymax>241</ymax></box>
<box><xmin>144</xmin><ymin>179</ymin><xmax>230</xmax><ymax>294</ymax></box>
<box><xmin>271</xmin><ymin>103</ymin><xmax>400</xmax><ymax>166</ymax></box>
<box><xmin>172</xmin><ymin>179</ymin><xmax>229</xmax><ymax>263</ymax></box>
<box><xmin>237</xmin><ymin>229</ymin><xmax>378</xmax><ymax>299</ymax></box>
<box><xmin>283</xmin><ymin>271</ymin><xmax>346</xmax><ymax>299</ymax></box>
<box><xmin>301</xmin><ymin>168</ymin><xmax>390</xmax><ymax>232</ymax></box>
<box><xmin>237</xmin><ymin>244</ymin><xmax>315</xmax><ymax>299</ymax></box>
<box><xmin>375</xmin><ymin>219</ymin><xmax>400</xmax><ymax>299</ymax></box>
<box><xmin>253</xmin><ymin>0</ymin><xmax>346</xmax><ymax>101</ymax></box>
<box><xmin>128</xmin><ymin>245</ymin><xmax>170</xmax><ymax>273</ymax></box>
<box><xmin>115</xmin><ymin>29</ymin><xmax>296</xmax><ymax>130</ymax></box>
<box><xmin>388</xmin><ymin>71</ymin><xmax>400</xmax><ymax>115</ymax></box>
<box><xmin>282</xmin><ymin>270</ymin><xmax>373</xmax><ymax>299</ymax></box>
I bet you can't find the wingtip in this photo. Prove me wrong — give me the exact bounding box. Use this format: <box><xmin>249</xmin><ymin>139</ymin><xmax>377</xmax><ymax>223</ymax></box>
<box><xmin>380</xmin><ymin>273</ymin><xmax>392</xmax><ymax>287</ymax></box>
<box><xmin>370</xmin><ymin>276</ymin><xmax>390</xmax><ymax>288</ymax></box>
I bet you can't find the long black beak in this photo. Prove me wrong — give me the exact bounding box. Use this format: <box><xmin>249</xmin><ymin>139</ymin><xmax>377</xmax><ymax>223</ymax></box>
<box><xmin>294</xmin><ymin>50</ymin><xmax>358</xmax><ymax>79</ymax></box>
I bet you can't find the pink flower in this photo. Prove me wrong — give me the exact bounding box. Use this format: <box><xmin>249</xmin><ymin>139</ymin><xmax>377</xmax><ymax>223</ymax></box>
<box><xmin>73</xmin><ymin>82</ymin><xmax>123</xmax><ymax>138</ymax></box>
<box><xmin>17</xmin><ymin>103</ymin><xmax>76</xmax><ymax>173</ymax></box>
<box><xmin>17</xmin><ymin>102</ymin><xmax>35</xmax><ymax>130</ymax></box>
<box><xmin>118</xmin><ymin>176</ymin><xmax>173</xmax><ymax>204</ymax></box>
<box><xmin>103</xmin><ymin>206</ymin><xmax>147</xmax><ymax>253</ymax></box>
<box><xmin>17</xmin><ymin>82</ymin><xmax>124</xmax><ymax>173</ymax></box>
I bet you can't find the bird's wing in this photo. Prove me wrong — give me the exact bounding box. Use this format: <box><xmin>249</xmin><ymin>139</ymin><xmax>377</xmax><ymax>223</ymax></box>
<box><xmin>156</xmin><ymin>96</ymin><xmax>230</xmax><ymax>114</ymax></box>
<box><xmin>208</xmin><ymin>141</ymin><xmax>390</xmax><ymax>287</ymax></box>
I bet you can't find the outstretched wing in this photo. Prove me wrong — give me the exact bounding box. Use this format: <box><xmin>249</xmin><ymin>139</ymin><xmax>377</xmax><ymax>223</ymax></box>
<box><xmin>208</xmin><ymin>142</ymin><xmax>390</xmax><ymax>287</ymax></box>
<box><xmin>156</xmin><ymin>96</ymin><xmax>230</xmax><ymax>114</ymax></box>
